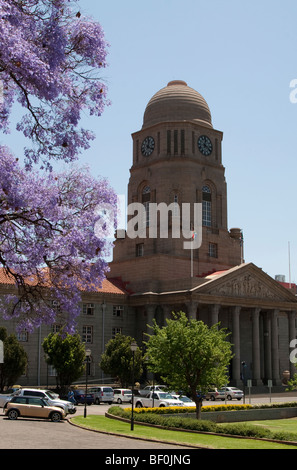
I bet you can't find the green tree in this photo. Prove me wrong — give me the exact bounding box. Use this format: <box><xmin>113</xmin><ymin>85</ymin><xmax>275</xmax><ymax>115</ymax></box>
<box><xmin>42</xmin><ymin>331</ymin><xmax>86</xmax><ymax>395</ymax></box>
<box><xmin>0</xmin><ymin>327</ymin><xmax>28</xmax><ymax>392</ymax></box>
<box><xmin>145</xmin><ymin>312</ymin><xmax>233</xmax><ymax>419</ymax></box>
<box><xmin>100</xmin><ymin>334</ymin><xmax>143</xmax><ymax>387</ymax></box>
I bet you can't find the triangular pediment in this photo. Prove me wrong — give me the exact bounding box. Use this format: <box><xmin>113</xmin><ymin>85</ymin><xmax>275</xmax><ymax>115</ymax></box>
<box><xmin>193</xmin><ymin>263</ymin><xmax>297</xmax><ymax>303</ymax></box>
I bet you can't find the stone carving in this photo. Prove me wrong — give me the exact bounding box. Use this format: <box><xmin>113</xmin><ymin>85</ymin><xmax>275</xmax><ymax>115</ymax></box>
<box><xmin>208</xmin><ymin>274</ymin><xmax>282</xmax><ymax>300</ymax></box>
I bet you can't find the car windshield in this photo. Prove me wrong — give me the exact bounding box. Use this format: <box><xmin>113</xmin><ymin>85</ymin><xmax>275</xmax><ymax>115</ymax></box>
<box><xmin>180</xmin><ymin>396</ymin><xmax>192</xmax><ymax>402</ymax></box>
<box><xmin>46</xmin><ymin>391</ymin><xmax>57</xmax><ymax>399</ymax></box>
<box><xmin>158</xmin><ymin>393</ymin><xmax>173</xmax><ymax>399</ymax></box>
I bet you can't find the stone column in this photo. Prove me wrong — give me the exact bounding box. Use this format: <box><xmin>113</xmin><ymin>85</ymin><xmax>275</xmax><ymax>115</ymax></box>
<box><xmin>146</xmin><ymin>305</ymin><xmax>156</xmax><ymax>335</ymax></box>
<box><xmin>252</xmin><ymin>308</ymin><xmax>262</xmax><ymax>385</ymax></box>
<box><xmin>187</xmin><ymin>301</ymin><xmax>198</xmax><ymax>320</ymax></box>
<box><xmin>263</xmin><ymin>312</ymin><xmax>272</xmax><ymax>382</ymax></box>
<box><xmin>210</xmin><ymin>304</ymin><xmax>220</xmax><ymax>327</ymax></box>
<box><xmin>232</xmin><ymin>306</ymin><xmax>241</xmax><ymax>386</ymax></box>
<box><xmin>271</xmin><ymin>309</ymin><xmax>281</xmax><ymax>385</ymax></box>
<box><xmin>163</xmin><ymin>305</ymin><xmax>172</xmax><ymax>324</ymax></box>
<box><xmin>289</xmin><ymin>310</ymin><xmax>297</xmax><ymax>380</ymax></box>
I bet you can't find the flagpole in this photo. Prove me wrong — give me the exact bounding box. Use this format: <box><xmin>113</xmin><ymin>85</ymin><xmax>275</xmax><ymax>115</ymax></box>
<box><xmin>288</xmin><ymin>241</ymin><xmax>292</xmax><ymax>289</ymax></box>
<box><xmin>191</xmin><ymin>242</ymin><xmax>193</xmax><ymax>278</ymax></box>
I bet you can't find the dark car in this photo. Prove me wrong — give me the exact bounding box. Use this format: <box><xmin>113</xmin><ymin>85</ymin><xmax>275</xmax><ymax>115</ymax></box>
<box><xmin>73</xmin><ymin>389</ymin><xmax>94</xmax><ymax>405</ymax></box>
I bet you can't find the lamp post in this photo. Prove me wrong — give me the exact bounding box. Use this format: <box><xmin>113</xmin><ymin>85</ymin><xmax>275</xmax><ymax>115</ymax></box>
<box><xmin>84</xmin><ymin>348</ymin><xmax>91</xmax><ymax>418</ymax></box>
<box><xmin>130</xmin><ymin>341</ymin><xmax>137</xmax><ymax>431</ymax></box>
<box><xmin>241</xmin><ymin>361</ymin><xmax>247</xmax><ymax>404</ymax></box>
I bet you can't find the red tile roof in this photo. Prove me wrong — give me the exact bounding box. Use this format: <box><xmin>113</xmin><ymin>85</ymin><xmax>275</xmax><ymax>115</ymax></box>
<box><xmin>0</xmin><ymin>268</ymin><xmax>127</xmax><ymax>296</ymax></box>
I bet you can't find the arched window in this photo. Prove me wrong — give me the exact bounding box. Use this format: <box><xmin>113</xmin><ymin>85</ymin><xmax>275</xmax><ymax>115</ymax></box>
<box><xmin>202</xmin><ymin>185</ymin><xmax>212</xmax><ymax>227</ymax></box>
<box><xmin>142</xmin><ymin>186</ymin><xmax>150</xmax><ymax>227</ymax></box>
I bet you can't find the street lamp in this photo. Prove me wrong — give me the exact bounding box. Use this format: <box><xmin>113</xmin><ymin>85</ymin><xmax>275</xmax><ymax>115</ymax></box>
<box><xmin>130</xmin><ymin>341</ymin><xmax>137</xmax><ymax>431</ymax></box>
<box><xmin>84</xmin><ymin>348</ymin><xmax>91</xmax><ymax>418</ymax></box>
<box><xmin>241</xmin><ymin>361</ymin><xmax>247</xmax><ymax>404</ymax></box>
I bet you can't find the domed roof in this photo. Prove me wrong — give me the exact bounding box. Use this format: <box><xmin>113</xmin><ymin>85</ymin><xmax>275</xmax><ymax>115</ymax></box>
<box><xmin>142</xmin><ymin>80</ymin><xmax>212</xmax><ymax>129</ymax></box>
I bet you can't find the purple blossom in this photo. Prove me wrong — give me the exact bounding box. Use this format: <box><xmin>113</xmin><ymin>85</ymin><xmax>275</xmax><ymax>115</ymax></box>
<box><xmin>0</xmin><ymin>149</ymin><xmax>117</xmax><ymax>332</ymax></box>
<box><xmin>0</xmin><ymin>2</ymin><xmax>117</xmax><ymax>332</ymax></box>
<box><xmin>0</xmin><ymin>0</ymin><xmax>110</xmax><ymax>169</ymax></box>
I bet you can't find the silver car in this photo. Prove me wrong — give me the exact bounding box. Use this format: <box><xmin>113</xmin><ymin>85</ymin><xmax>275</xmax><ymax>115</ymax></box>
<box><xmin>205</xmin><ymin>388</ymin><xmax>226</xmax><ymax>401</ymax></box>
<box><xmin>88</xmin><ymin>386</ymin><xmax>114</xmax><ymax>404</ymax></box>
<box><xmin>220</xmin><ymin>387</ymin><xmax>244</xmax><ymax>400</ymax></box>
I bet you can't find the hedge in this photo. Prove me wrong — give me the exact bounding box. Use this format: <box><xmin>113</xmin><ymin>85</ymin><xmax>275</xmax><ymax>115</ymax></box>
<box><xmin>107</xmin><ymin>404</ymin><xmax>297</xmax><ymax>443</ymax></box>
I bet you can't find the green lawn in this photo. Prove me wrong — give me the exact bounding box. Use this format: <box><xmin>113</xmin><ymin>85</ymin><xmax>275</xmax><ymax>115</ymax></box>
<box><xmin>248</xmin><ymin>418</ymin><xmax>297</xmax><ymax>434</ymax></box>
<box><xmin>70</xmin><ymin>415</ymin><xmax>297</xmax><ymax>449</ymax></box>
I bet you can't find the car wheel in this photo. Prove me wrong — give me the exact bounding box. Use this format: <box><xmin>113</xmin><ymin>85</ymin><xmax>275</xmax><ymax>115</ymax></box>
<box><xmin>237</xmin><ymin>398</ymin><xmax>242</xmax><ymax>400</ymax></box>
<box><xmin>95</xmin><ymin>398</ymin><xmax>100</xmax><ymax>405</ymax></box>
<box><xmin>50</xmin><ymin>411</ymin><xmax>62</xmax><ymax>422</ymax></box>
<box><xmin>117</xmin><ymin>398</ymin><xmax>122</xmax><ymax>404</ymax></box>
<box><xmin>210</xmin><ymin>395</ymin><xmax>215</xmax><ymax>401</ymax></box>
<box><xmin>7</xmin><ymin>409</ymin><xmax>19</xmax><ymax>420</ymax></box>
<box><xmin>136</xmin><ymin>402</ymin><xmax>142</xmax><ymax>408</ymax></box>
<box><xmin>227</xmin><ymin>395</ymin><xmax>232</xmax><ymax>400</ymax></box>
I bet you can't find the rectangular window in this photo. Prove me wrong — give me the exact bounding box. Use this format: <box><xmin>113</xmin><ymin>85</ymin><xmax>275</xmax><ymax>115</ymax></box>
<box><xmin>136</xmin><ymin>243</ymin><xmax>144</xmax><ymax>257</ymax></box>
<box><xmin>82</xmin><ymin>303</ymin><xmax>95</xmax><ymax>315</ymax></box>
<box><xmin>181</xmin><ymin>130</ymin><xmax>185</xmax><ymax>154</ymax></box>
<box><xmin>112</xmin><ymin>327</ymin><xmax>122</xmax><ymax>338</ymax></box>
<box><xmin>113</xmin><ymin>305</ymin><xmax>124</xmax><ymax>317</ymax></box>
<box><xmin>17</xmin><ymin>330</ymin><xmax>28</xmax><ymax>342</ymax></box>
<box><xmin>82</xmin><ymin>326</ymin><xmax>93</xmax><ymax>344</ymax></box>
<box><xmin>208</xmin><ymin>242</ymin><xmax>218</xmax><ymax>258</ymax></box>
<box><xmin>52</xmin><ymin>324</ymin><xmax>63</xmax><ymax>334</ymax></box>
<box><xmin>174</xmin><ymin>130</ymin><xmax>178</xmax><ymax>154</ymax></box>
<box><xmin>48</xmin><ymin>365</ymin><xmax>57</xmax><ymax>377</ymax></box>
<box><xmin>167</xmin><ymin>130</ymin><xmax>171</xmax><ymax>154</ymax></box>
<box><xmin>202</xmin><ymin>200</ymin><xmax>212</xmax><ymax>227</ymax></box>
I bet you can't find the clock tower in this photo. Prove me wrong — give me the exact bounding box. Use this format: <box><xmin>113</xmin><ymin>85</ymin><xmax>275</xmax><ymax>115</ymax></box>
<box><xmin>109</xmin><ymin>80</ymin><xmax>242</xmax><ymax>292</ymax></box>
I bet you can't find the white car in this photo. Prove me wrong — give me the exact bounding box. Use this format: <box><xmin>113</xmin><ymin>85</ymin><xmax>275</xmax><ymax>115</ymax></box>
<box><xmin>138</xmin><ymin>385</ymin><xmax>168</xmax><ymax>396</ymax></box>
<box><xmin>172</xmin><ymin>395</ymin><xmax>196</xmax><ymax>407</ymax></box>
<box><xmin>113</xmin><ymin>388</ymin><xmax>132</xmax><ymax>404</ymax></box>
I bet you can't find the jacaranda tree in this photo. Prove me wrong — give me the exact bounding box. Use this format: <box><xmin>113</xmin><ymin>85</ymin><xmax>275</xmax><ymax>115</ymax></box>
<box><xmin>0</xmin><ymin>1</ymin><xmax>117</xmax><ymax>332</ymax></box>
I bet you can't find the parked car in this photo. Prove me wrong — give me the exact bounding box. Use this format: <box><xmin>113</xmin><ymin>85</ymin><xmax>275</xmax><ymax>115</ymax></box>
<box><xmin>220</xmin><ymin>386</ymin><xmax>244</xmax><ymax>400</ymax></box>
<box><xmin>113</xmin><ymin>388</ymin><xmax>132</xmax><ymax>404</ymax></box>
<box><xmin>172</xmin><ymin>395</ymin><xmax>196</xmax><ymax>407</ymax></box>
<box><xmin>4</xmin><ymin>388</ymin><xmax>76</xmax><ymax>415</ymax></box>
<box><xmin>138</xmin><ymin>385</ymin><xmax>168</xmax><ymax>396</ymax></box>
<box><xmin>73</xmin><ymin>389</ymin><xmax>94</xmax><ymax>405</ymax></box>
<box><xmin>205</xmin><ymin>388</ymin><xmax>226</xmax><ymax>401</ymax></box>
<box><xmin>88</xmin><ymin>386</ymin><xmax>114</xmax><ymax>404</ymax></box>
<box><xmin>5</xmin><ymin>396</ymin><xmax>65</xmax><ymax>422</ymax></box>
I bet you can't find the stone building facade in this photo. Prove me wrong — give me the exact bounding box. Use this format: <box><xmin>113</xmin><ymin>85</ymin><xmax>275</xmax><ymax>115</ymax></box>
<box><xmin>1</xmin><ymin>80</ymin><xmax>297</xmax><ymax>388</ymax></box>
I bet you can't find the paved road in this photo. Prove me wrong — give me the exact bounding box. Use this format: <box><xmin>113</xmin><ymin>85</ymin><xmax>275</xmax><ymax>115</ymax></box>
<box><xmin>1</xmin><ymin>393</ymin><xmax>296</xmax><ymax>450</ymax></box>
<box><xmin>0</xmin><ymin>403</ymin><xmax>191</xmax><ymax>450</ymax></box>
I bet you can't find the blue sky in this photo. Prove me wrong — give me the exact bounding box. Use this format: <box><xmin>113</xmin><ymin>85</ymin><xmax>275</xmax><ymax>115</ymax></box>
<box><xmin>7</xmin><ymin>0</ymin><xmax>297</xmax><ymax>282</ymax></box>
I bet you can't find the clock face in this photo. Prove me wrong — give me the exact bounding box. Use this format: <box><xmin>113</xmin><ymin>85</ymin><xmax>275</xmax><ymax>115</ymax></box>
<box><xmin>141</xmin><ymin>136</ymin><xmax>155</xmax><ymax>156</ymax></box>
<box><xmin>198</xmin><ymin>135</ymin><xmax>212</xmax><ymax>156</ymax></box>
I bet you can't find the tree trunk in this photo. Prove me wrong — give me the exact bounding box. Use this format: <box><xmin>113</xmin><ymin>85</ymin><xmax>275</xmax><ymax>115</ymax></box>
<box><xmin>195</xmin><ymin>400</ymin><xmax>202</xmax><ymax>419</ymax></box>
